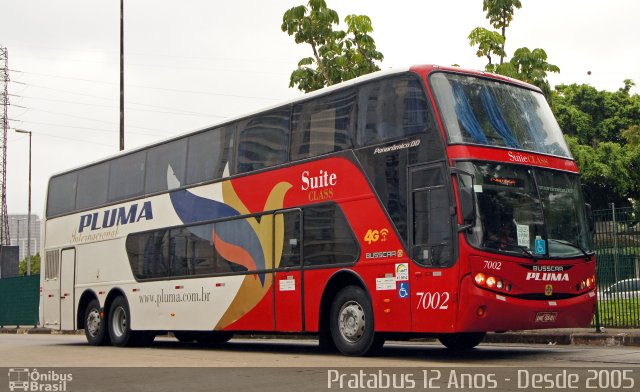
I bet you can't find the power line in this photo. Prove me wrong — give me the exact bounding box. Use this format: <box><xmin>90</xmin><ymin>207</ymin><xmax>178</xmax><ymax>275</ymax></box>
<box><xmin>8</xmin><ymin>81</ymin><xmax>227</xmax><ymax>118</ymax></box>
<box><xmin>8</xmin><ymin>119</ymin><xmax>167</xmax><ymax>137</ymax></box>
<box><xmin>15</xmin><ymin>107</ymin><xmax>171</xmax><ymax>133</ymax></box>
<box><xmin>9</xmin><ymin>93</ymin><xmax>227</xmax><ymax>119</ymax></box>
<box><xmin>9</xmin><ymin>127</ymin><xmax>113</xmax><ymax>147</ymax></box>
<box><xmin>9</xmin><ymin>69</ymin><xmax>285</xmax><ymax>101</ymax></box>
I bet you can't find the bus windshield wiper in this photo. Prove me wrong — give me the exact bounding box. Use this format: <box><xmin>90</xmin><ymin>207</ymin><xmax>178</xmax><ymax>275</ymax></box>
<box><xmin>483</xmin><ymin>240</ymin><xmax>537</xmax><ymax>259</ymax></box>
<box><xmin>547</xmin><ymin>238</ymin><xmax>590</xmax><ymax>258</ymax></box>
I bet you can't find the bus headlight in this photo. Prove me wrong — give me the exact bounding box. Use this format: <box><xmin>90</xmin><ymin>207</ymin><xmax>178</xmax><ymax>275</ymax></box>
<box><xmin>474</xmin><ymin>272</ymin><xmax>510</xmax><ymax>293</ymax></box>
<box><xmin>577</xmin><ymin>275</ymin><xmax>596</xmax><ymax>291</ymax></box>
<box><xmin>473</xmin><ymin>272</ymin><xmax>511</xmax><ymax>292</ymax></box>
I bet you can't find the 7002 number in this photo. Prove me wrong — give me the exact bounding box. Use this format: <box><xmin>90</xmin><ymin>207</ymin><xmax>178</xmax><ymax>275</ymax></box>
<box><xmin>415</xmin><ymin>291</ymin><xmax>450</xmax><ymax>310</ymax></box>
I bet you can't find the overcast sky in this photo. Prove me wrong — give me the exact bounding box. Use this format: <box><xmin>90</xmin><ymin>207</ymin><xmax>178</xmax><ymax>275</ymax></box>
<box><xmin>2</xmin><ymin>0</ymin><xmax>640</xmax><ymax>218</ymax></box>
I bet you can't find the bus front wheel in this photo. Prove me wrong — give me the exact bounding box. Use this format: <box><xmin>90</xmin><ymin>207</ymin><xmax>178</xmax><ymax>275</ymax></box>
<box><xmin>330</xmin><ymin>286</ymin><xmax>377</xmax><ymax>356</ymax></box>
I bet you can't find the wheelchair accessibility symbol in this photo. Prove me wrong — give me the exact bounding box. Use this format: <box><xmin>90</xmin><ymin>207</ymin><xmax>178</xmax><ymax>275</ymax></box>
<box><xmin>398</xmin><ymin>282</ymin><xmax>409</xmax><ymax>298</ymax></box>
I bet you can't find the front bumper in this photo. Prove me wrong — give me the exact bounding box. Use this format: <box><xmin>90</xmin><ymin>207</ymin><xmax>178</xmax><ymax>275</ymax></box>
<box><xmin>455</xmin><ymin>274</ymin><xmax>597</xmax><ymax>332</ymax></box>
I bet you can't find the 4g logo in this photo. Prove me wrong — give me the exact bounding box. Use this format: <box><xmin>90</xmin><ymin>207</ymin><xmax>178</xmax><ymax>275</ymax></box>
<box><xmin>364</xmin><ymin>228</ymin><xmax>389</xmax><ymax>245</ymax></box>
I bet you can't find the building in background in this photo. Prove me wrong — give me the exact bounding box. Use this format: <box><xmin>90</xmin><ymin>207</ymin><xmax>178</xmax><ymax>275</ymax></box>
<box><xmin>8</xmin><ymin>214</ymin><xmax>40</xmax><ymax>262</ymax></box>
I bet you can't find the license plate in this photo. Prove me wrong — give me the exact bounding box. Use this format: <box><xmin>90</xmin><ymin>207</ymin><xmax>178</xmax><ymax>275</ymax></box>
<box><xmin>535</xmin><ymin>312</ymin><xmax>557</xmax><ymax>323</ymax></box>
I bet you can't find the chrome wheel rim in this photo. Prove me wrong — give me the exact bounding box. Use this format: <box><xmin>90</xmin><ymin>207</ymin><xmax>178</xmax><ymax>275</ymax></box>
<box><xmin>86</xmin><ymin>308</ymin><xmax>101</xmax><ymax>337</ymax></box>
<box><xmin>111</xmin><ymin>306</ymin><xmax>127</xmax><ymax>338</ymax></box>
<box><xmin>338</xmin><ymin>300</ymin><xmax>365</xmax><ymax>343</ymax></box>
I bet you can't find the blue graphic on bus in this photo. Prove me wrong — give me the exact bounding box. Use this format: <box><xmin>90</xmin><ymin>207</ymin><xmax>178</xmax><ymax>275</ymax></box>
<box><xmin>398</xmin><ymin>282</ymin><xmax>409</xmax><ymax>298</ymax></box>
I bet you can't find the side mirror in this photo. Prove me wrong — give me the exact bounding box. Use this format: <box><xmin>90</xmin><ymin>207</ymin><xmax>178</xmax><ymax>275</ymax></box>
<box><xmin>451</xmin><ymin>168</ymin><xmax>476</xmax><ymax>231</ymax></box>
<box><xmin>459</xmin><ymin>186</ymin><xmax>475</xmax><ymax>223</ymax></box>
<box><xmin>585</xmin><ymin>203</ymin><xmax>595</xmax><ymax>233</ymax></box>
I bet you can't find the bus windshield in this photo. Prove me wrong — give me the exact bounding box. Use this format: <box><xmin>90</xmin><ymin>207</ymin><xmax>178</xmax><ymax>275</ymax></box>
<box><xmin>430</xmin><ymin>72</ymin><xmax>571</xmax><ymax>158</ymax></box>
<box><xmin>457</xmin><ymin>161</ymin><xmax>593</xmax><ymax>258</ymax></box>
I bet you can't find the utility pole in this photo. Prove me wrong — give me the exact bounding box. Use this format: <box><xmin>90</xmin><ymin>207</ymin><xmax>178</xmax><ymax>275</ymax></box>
<box><xmin>119</xmin><ymin>0</ymin><xmax>125</xmax><ymax>151</ymax></box>
<box><xmin>0</xmin><ymin>46</ymin><xmax>10</xmax><ymax>246</ymax></box>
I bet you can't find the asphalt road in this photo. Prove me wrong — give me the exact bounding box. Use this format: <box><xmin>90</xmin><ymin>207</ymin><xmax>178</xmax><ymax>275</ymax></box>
<box><xmin>1</xmin><ymin>334</ymin><xmax>640</xmax><ymax>391</ymax></box>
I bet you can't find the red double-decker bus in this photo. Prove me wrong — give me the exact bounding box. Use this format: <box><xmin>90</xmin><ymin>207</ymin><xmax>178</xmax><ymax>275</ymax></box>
<box><xmin>40</xmin><ymin>65</ymin><xmax>596</xmax><ymax>356</ymax></box>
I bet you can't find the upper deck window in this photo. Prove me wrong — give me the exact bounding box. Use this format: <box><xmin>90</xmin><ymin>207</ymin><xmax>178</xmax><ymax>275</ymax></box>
<box><xmin>236</xmin><ymin>109</ymin><xmax>290</xmax><ymax>174</ymax></box>
<box><xmin>75</xmin><ymin>162</ymin><xmax>109</xmax><ymax>211</ymax></box>
<box><xmin>291</xmin><ymin>90</ymin><xmax>355</xmax><ymax>160</ymax></box>
<box><xmin>186</xmin><ymin>126</ymin><xmax>234</xmax><ymax>184</ymax></box>
<box><xmin>357</xmin><ymin>75</ymin><xmax>431</xmax><ymax>146</ymax></box>
<box><xmin>430</xmin><ymin>73</ymin><xmax>571</xmax><ymax>158</ymax></box>
<box><xmin>108</xmin><ymin>150</ymin><xmax>146</xmax><ymax>202</ymax></box>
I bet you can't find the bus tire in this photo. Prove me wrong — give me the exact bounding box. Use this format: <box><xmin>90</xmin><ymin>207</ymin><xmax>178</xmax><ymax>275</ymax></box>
<box><xmin>438</xmin><ymin>332</ymin><xmax>486</xmax><ymax>350</ymax></box>
<box><xmin>330</xmin><ymin>286</ymin><xmax>377</xmax><ymax>356</ymax></box>
<box><xmin>108</xmin><ymin>296</ymin><xmax>143</xmax><ymax>347</ymax></box>
<box><xmin>83</xmin><ymin>298</ymin><xmax>109</xmax><ymax>346</ymax></box>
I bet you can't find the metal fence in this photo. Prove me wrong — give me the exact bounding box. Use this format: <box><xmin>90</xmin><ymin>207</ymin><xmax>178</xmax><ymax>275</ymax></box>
<box><xmin>0</xmin><ymin>274</ymin><xmax>39</xmax><ymax>327</ymax></box>
<box><xmin>593</xmin><ymin>205</ymin><xmax>640</xmax><ymax>328</ymax></box>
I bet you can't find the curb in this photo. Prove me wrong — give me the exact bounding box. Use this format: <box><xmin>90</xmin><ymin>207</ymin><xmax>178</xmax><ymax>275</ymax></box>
<box><xmin>2</xmin><ymin>328</ymin><xmax>640</xmax><ymax>347</ymax></box>
<box><xmin>0</xmin><ymin>328</ymin><xmax>82</xmax><ymax>335</ymax></box>
<box><xmin>485</xmin><ymin>331</ymin><xmax>640</xmax><ymax>347</ymax></box>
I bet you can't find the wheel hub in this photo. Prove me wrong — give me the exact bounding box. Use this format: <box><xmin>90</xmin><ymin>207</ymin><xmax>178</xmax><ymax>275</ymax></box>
<box><xmin>111</xmin><ymin>306</ymin><xmax>127</xmax><ymax>337</ymax></box>
<box><xmin>338</xmin><ymin>300</ymin><xmax>365</xmax><ymax>342</ymax></box>
<box><xmin>86</xmin><ymin>308</ymin><xmax>101</xmax><ymax>337</ymax></box>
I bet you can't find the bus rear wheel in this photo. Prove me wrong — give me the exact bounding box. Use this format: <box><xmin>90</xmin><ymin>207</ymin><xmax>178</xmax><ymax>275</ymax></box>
<box><xmin>108</xmin><ymin>296</ymin><xmax>152</xmax><ymax>347</ymax></box>
<box><xmin>330</xmin><ymin>286</ymin><xmax>377</xmax><ymax>356</ymax></box>
<box><xmin>84</xmin><ymin>299</ymin><xmax>109</xmax><ymax>346</ymax></box>
<box><xmin>438</xmin><ymin>332</ymin><xmax>486</xmax><ymax>350</ymax></box>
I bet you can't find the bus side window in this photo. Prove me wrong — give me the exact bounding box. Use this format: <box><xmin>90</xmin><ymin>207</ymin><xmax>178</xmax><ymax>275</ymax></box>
<box><xmin>236</xmin><ymin>108</ymin><xmax>290</xmax><ymax>174</ymax></box>
<box><xmin>291</xmin><ymin>90</ymin><xmax>355</xmax><ymax>161</ymax></box>
<box><xmin>75</xmin><ymin>162</ymin><xmax>109</xmax><ymax>211</ymax></box>
<box><xmin>357</xmin><ymin>75</ymin><xmax>431</xmax><ymax>146</ymax></box>
<box><xmin>47</xmin><ymin>172</ymin><xmax>77</xmax><ymax>217</ymax></box>
<box><xmin>145</xmin><ymin>138</ymin><xmax>187</xmax><ymax>194</ymax></box>
<box><xmin>108</xmin><ymin>150</ymin><xmax>146</xmax><ymax>202</ymax></box>
<box><xmin>411</xmin><ymin>166</ymin><xmax>453</xmax><ymax>267</ymax></box>
<box><xmin>303</xmin><ymin>204</ymin><xmax>358</xmax><ymax>266</ymax></box>
<box><xmin>277</xmin><ymin>211</ymin><xmax>301</xmax><ymax>269</ymax></box>
<box><xmin>186</xmin><ymin>125</ymin><xmax>234</xmax><ymax>185</ymax></box>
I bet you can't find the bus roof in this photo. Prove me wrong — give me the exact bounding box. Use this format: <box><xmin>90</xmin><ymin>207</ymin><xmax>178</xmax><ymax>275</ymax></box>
<box><xmin>47</xmin><ymin>64</ymin><xmax>541</xmax><ymax>179</ymax></box>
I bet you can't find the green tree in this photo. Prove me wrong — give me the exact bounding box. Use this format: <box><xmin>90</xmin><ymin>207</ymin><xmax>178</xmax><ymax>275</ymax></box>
<box><xmin>469</xmin><ymin>1</ymin><xmax>558</xmax><ymax>99</ymax></box>
<box><xmin>467</xmin><ymin>27</ymin><xmax>505</xmax><ymax>72</ymax></box>
<box><xmin>496</xmin><ymin>47</ymin><xmax>560</xmax><ymax>97</ymax></box>
<box><xmin>19</xmin><ymin>253</ymin><xmax>41</xmax><ymax>276</ymax></box>
<box><xmin>281</xmin><ymin>0</ymin><xmax>383</xmax><ymax>92</ymax></box>
<box><xmin>482</xmin><ymin>0</ymin><xmax>522</xmax><ymax>64</ymax></box>
<box><xmin>555</xmin><ymin>81</ymin><xmax>640</xmax><ymax>208</ymax></box>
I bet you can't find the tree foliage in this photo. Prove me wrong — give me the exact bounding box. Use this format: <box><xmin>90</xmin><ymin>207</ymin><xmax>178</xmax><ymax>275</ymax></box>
<box><xmin>467</xmin><ymin>27</ymin><xmax>505</xmax><ymax>70</ymax></box>
<box><xmin>468</xmin><ymin>0</ymin><xmax>558</xmax><ymax>98</ymax></box>
<box><xmin>482</xmin><ymin>0</ymin><xmax>522</xmax><ymax>64</ymax></box>
<box><xmin>19</xmin><ymin>253</ymin><xmax>40</xmax><ymax>276</ymax></box>
<box><xmin>553</xmin><ymin>82</ymin><xmax>640</xmax><ymax>208</ymax></box>
<box><xmin>496</xmin><ymin>48</ymin><xmax>560</xmax><ymax>96</ymax></box>
<box><xmin>281</xmin><ymin>0</ymin><xmax>383</xmax><ymax>93</ymax></box>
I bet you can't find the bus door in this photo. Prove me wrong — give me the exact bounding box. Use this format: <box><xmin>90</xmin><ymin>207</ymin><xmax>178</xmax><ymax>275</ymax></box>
<box><xmin>42</xmin><ymin>250</ymin><xmax>61</xmax><ymax>329</ymax></box>
<box><xmin>408</xmin><ymin>164</ymin><xmax>458</xmax><ymax>332</ymax></box>
<box><xmin>59</xmin><ymin>248</ymin><xmax>76</xmax><ymax>330</ymax></box>
<box><xmin>273</xmin><ymin>209</ymin><xmax>304</xmax><ymax>332</ymax></box>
